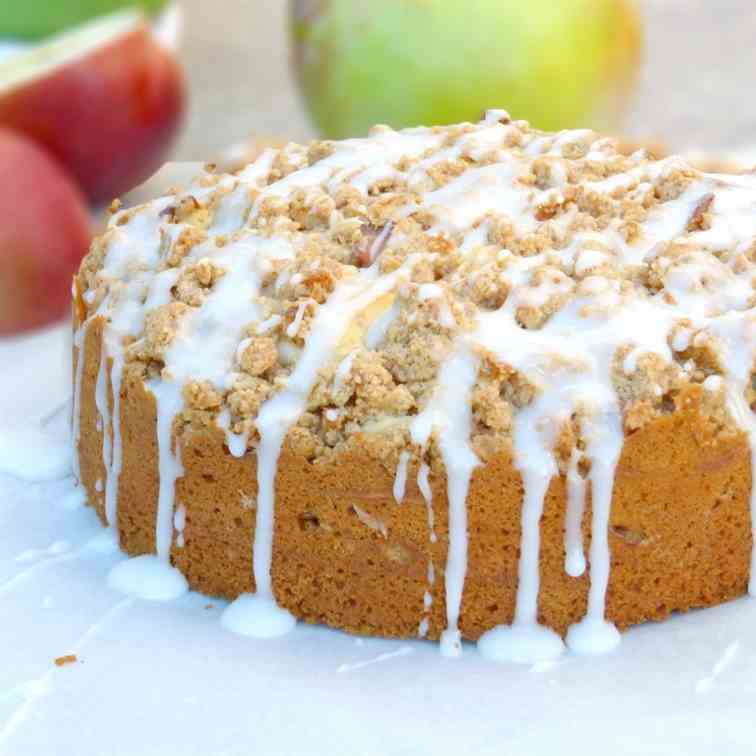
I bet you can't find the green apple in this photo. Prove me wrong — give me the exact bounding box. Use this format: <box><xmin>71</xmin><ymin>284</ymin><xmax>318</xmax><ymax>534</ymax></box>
<box><xmin>290</xmin><ymin>0</ymin><xmax>641</xmax><ymax>138</ymax></box>
<box><xmin>0</xmin><ymin>0</ymin><xmax>169</xmax><ymax>39</ymax></box>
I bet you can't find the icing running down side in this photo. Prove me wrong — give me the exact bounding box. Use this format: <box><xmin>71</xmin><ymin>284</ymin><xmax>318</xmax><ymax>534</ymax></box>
<box><xmin>416</xmin><ymin>462</ymin><xmax>437</xmax><ymax>638</ymax></box>
<box><xmin>72</xmin><ymin>109</ymin><xmax>756</xmax><ymax>658</ymax></box>
<box><xmin>411</xmin><ymin>347</ymin><xmax>479</xmax><ymax>658</ymax></box>
<box><xmin>223</xmin><ymin>255</ymin><xmax>418</xmax><ymax>635</ymax></box>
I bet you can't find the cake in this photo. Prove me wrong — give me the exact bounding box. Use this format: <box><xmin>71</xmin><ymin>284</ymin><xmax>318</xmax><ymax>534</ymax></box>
<box><xmin>72</xmin><ymin>110</ymin><xmax>756</xmax><ymax>662</ymax></box>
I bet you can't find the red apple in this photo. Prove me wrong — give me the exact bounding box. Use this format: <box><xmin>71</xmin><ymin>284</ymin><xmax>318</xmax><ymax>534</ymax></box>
<box><xmin>0</xmin><ymin>128</ymin><xmax>91</xmax><ymax>335</ymax></box>
<box><xmin>0</xmin><ymin>10</ymin><xmax>185</xmax><ymax>203</ymax></box>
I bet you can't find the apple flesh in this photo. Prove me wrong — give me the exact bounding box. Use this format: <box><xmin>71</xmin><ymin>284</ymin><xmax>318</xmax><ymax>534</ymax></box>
<box><xmin>0</xmin><ymin>10</ymin><xmax>185</xmax><ymax>203</ymax></box>
<box><xmin>0</xmin><ymin>128</ymin><xmax>91</xmax><ymax>335</ymax></box>
<box><xmin>291</xmin><ymin>0</ymin><xmax>641</xmax><ymax>138</ymax></box>
<box><xmin>0</xmin><ymin>0</ymin><xmax>169</xmax><ymax>40</ymax></box>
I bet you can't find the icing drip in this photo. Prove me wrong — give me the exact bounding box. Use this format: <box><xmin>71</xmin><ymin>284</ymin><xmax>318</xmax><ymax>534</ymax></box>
<box><xmin>411</xmin><ymin>347</ymin><xmax>480</xmax><ymax>657</ymax></box>
<box><xmin>473</xmin><ymin>289</ymin><xmax>664</xmax><ymax>661</ymax></box>
<box><xmin>418</xmin><ymin>463</ymin><xmax>437</xmax><ymax>543</ymax></box>
<box><xmin>71</xmin><ymin>323</ymin><xmax>87</xmax><ymax>482</ymax></box>
<box><xmin>477</xmin><ymin>469</ymin><xmax>566</xmax><ymax>665</ymax></box>
<box><xmin>286</xmin><ymin>298</ymin><xmax>311</xmax><ymax>338</ymax></box>
<box><xmin>333</xmin><ymin>350</ymin><xmax>356</xmax><ymax>392</ymax></box>
<box><xmin>417</xmin><ymin>463</ymin><xmax>437</xmax><ymax>637</ymax></box>
<box><xmin>708</xmin><ymin>313</ymin><xmax>756</xmax><ymax>596</ymax></box>
<box><xmin>564</xmin><ymin>450</ymin><xmax>587</xmax><ymax>578</ymax></box>
<box><xmin>94</xmin><ymin>336</ymin><xmax>125</xmax><ymax>531</ymax></box>
<box><xmin>104</xmin><ymin>350</ymin><xmax>124</xmax><ymax>529</ymax></box>
<box><xmin>393</xmin><ymin>451</ymin><xmax>410</xmax><ymax>504</ymax></box>
<box><xmin>516</xmin><ymin>469</ymin><xmax>553</xmax><ymax>627</ymax></box>
<box><xmin>365</xmin><ymin>300</ymin><xmax>400</xmax><ymax>349</ymax></box>
<box><xmin>174</xmin><ymin>503</ymin><xmax>186</xmax><ymax>548</ymax></box>
<box><xmin>94</xmin><ymin>338</ymin><xmax>112</xmax><ymax>524</ymax></box>
<box><xmin>150</xmin><ymin>381</ymin><xmax>185</xmax><ymax>561</ymax></box>
<box><xmin>566</xmin><ymin>412</ymin><xmax>623</xmax><ymax>655</ymax></box>
<box><xmin>217</xmin><ymin>409</ymin><xmax>249</xmax><ymax>458</ymax></box>
<box><xmin>222</xmin><ymin>256</ymin><xmax>417</xmax><ymax>638</ymax></box>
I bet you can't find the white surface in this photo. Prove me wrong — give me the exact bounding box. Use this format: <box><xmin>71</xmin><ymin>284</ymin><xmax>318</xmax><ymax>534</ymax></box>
<box><xmin>2</xmin><ymin>328</ymin><xmax>756</xmax><ymax>755</ymax></box>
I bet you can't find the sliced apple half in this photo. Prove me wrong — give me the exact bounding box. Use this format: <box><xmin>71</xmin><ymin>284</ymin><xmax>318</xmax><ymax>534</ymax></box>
<box><xmin>0</xmin><ymin>9</ymin><xmax>185</xmax><ymax>203</ymax></box>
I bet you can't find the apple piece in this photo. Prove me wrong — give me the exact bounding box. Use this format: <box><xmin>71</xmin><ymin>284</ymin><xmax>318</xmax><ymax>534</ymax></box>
<box><xmin>290</xmin><ymin>0</ymin><xmax>641</xmax><ymax>138</ymax></box>
<box><xmin>0</xmin><ymin>10</ymin><xmax>185</xmax><ymax>203</ymax></box>
<box><xmin>0</xmin><ymin>0</ymin><xmax>169</xmax><ymax>40</ymax></box>
<box><xmin>0</xmin><ymin>127</ymin><xmax>91</xmax><ymax>335</ymax></box>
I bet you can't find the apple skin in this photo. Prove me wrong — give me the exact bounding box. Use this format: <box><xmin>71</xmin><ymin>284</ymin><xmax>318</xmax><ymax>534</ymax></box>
<box><xmin>0</xmin><ymin>0</ymin><xmax>169</xmax><ymax>40</ymax></box>
<box><xmin>291</xmin><ymin>0</ymin><xmax>641</xmax><ymax>138</ymax></box>
<box><xmin>0</xmin><ymin>20</ymin><xmax>185</xmax><ymax>203</ymax></box>
<box><xmin>0</xmin><ymin>128</ymin><xmax>91</xmax><ymax>335</ymax></box>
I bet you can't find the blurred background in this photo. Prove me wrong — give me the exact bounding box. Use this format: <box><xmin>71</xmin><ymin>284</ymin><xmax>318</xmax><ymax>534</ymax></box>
<box><xmin>1</xmin><ymin>0</ymin><xmax>756</xmax><ymax>336</ymax></box>
<box><xmin>175</xmin><ymin>0</ymin><xmax>756</xmax><ymax>159</ymax></box>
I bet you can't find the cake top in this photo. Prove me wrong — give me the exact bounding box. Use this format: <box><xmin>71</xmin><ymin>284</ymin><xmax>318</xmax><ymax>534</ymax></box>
<box><xmin>76</xmin><ymin>110</ymin><xmax>756</xmax><ymax>469</ymax></box>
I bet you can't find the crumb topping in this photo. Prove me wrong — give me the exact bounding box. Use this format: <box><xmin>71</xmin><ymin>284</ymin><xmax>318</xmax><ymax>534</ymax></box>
<box><xmin>76</xmin><ymin>110</ymin><xmax>756</xmax><ymax>468</ymax></box>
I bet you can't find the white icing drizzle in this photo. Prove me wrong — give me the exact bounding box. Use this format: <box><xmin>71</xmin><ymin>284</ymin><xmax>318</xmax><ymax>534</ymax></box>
<box><xmin>93</xmin><ymin>335</ymin><xmax>126</xmax><ymax>532</ymax></box>
<box><xmin>365</xmin><ymin>300</ymin><xmax>400</xmax><ymax>349</ymax></box>
<box><xmin>104</xmin><ymin>349</ymin><xmax>124</xmax><ymax>530</ymax></box>
<box><xmin>418</xmin><ymin>462</ymin><xmax>437</xmax><ymax>543</ymax></box>
<box><xmin>256</xmin><ymin>314</ymin><xmax>282</xmax><ymax>335</ymax></box>
<box><xmin>89</xmin><ymin>199</ymin><xmax>186</xmax><ymax>590</ymax></box>
<box><xmin>174</xmin><ymin>503</ymin><xmax>187</xmax><ymax>548</ymax></box>
<box><xmin>564</xmin><ymin>450</ymin><xmax>587</xmax><ymax>578</ymax></box>
<box><xmin>286</xmin><ymin>299</ymin><xmax>311</xmax><ymax>338</ymax></box>
<box><xmin>216</xmin><ymin>408</ymin><xmax>249</xmax><ymax>458</ymax></box>
<box><xmin>473</xmin><ymin>285</ymin><xmax>672</xmax><ymax>661</ymax></box>
<box><xmin>71</xmin><ymin>323</ymin><xmax>87</xmax><ymax>482</ymax></box>
<box><xmin>94</xmin><ymin>337</ymin><xmax>113</xmax><ymax>525</ymax></box>
<box><xmin>333</xmin><ymin>350</ymin><xmax>356</xmax><ymax>392</ymax></box>
<box><xmin>147</xmin><ymin>234</ymin><xmax>293</xmax><ymax>568</ymax></box>
<box><xmin>516</xmin><ymin>468</ymin><xmax>557</xmax><ymax>627</ymax></box>
<box><xmin>393</xmin><ymin>451</ymin><xmax>410</xmax><ymax>504</ymax></box>
<box><xmin>150</xmin><ymin>380</ymin><xmax>185</xmax><ymax>561</ymax></box>
<box><xmin>708</xmin><ymin>313</ymin><xmax>756</xmax><ymax>596</ymax></box>
<box><xmin>411</xmin><ymin>347</ymin><xmax>480</xmax><ymax>657</ymax></box>
<box><xmin>222</xmin><ymin>256</ymin><xmax>418</xmax><ymax>637</ymax></box>
<box><xmin>565</xmin><ymin>413</ymin><xmax>623</xmax><ymax>655</ymax></box>
<box><xmin>417</xmin><ymin>462</ymin><xmax>437</xmax><ymax>638</ymax></box>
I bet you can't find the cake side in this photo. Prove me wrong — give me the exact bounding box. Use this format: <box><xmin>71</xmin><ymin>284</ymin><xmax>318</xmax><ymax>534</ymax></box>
<box><xmin>76</xmin><ymin>318</ymin><xmax>752</xmax><ymax>640</ymax></box>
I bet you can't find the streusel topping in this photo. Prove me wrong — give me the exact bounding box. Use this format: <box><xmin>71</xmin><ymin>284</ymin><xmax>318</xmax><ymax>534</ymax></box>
<box><xmin>77</xmin><ymin>111</ymin><xmax>756</xmax><ymax>467</ymax></box>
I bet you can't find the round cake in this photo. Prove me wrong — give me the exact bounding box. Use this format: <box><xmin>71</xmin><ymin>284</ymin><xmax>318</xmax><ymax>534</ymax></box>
<box><xmin>73</xmin><ymin>110</ymin><xmax>756</xmax><ymax>660</ymax></box>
